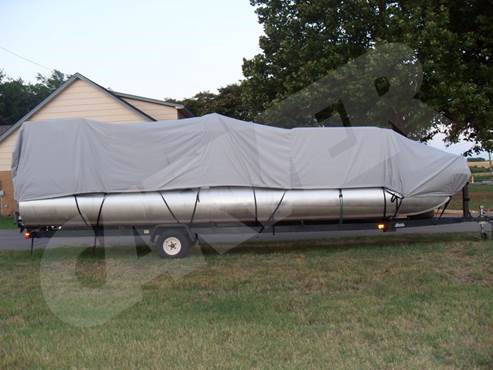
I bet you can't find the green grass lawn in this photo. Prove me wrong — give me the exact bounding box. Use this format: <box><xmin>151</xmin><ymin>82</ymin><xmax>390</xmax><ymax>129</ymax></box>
<box><xmin>472</xmin><ymin>173</ymin><xmax>493</xmax><ymax>181</ymax></box>
<box><xmin>1</xmin><ymin>234</ymin><xmax>492</xmax><ymax>368</ymax></box>
<box><xmin>448</xmin><ymin>184</ymin><xmax>493</xmax><ymax>211</ymax></box>
<box><xmin>0</xmin><ymin>216</ymin><xmax>16</xmax><ymax>230</ymax></box>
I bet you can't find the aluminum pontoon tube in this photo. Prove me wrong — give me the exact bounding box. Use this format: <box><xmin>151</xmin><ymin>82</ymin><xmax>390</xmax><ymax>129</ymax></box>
<box><xmin>18</xmin><ymin>187</ymin><xmax>450</xmax><ymax>227</ymax></box>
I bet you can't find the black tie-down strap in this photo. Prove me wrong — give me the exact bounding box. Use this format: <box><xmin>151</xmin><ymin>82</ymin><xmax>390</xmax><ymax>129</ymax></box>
<box><xmin>73</xmin><ymin>193</ymin><xmax>107</xmax><ymax>231</ymax></box>
<box><xmin>383</xmin><ymin>188</ymin><xmax>387</xmax><ymax>219</ymax></box>
<box><xmin>159</xmin><ymin>192</ymin><xmax>180</xmax><ymax>224</ymax></box>
<box><xmin>390</xmin><ymin>192</ymin><xmax>404</xmax><ymax>218</ymax></box>
<box><xmin>74</xmin><ymin>194</ymin><xmax>106</xmax><ymax>253</ymax></box>
<box><xmin>189</xmin><ymin>188</ymin><xmax>201</xmax><ymax>225</ymax></box>
<box><xmin>439</xmin><ymin>197</ymin><xmax>452</xmax><ymax>218</ymax></box>
<box><xmin>382</xmin><ymin>188</ymin><xmax>404</xmax><ymax>219</ymax></box>
<box><xmin>252</xmin><ymin>187</ymin><xmax>259</xmax><ymax>224</ymax></box>
<box><xmin>74</xmin><ymin>195</ymin><xmax>91</xmax><ymax>228</ymax></box>
<box><xmin>339</xmin><ymin>189</ymin><xmax>344</xmax><ymax>224</ymax></box>
<box><xmin>93</xmin><ymin>194</ymin><xmax>107</xmax><ymax>252</ymax></box>
<box><xmin>259</xmin><ymin>190</ymin><xmax>287</xmax><ymax>234</ymax></box>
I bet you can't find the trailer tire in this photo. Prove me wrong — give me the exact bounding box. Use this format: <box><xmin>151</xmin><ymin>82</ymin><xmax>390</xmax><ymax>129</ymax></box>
<box><xmin>156</xmin><ymin>230</ymin><xmax>191</xmax><ymax>259</ymax></box>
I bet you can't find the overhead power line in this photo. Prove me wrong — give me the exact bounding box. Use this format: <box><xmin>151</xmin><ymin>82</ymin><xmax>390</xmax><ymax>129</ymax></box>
<box><xmin>0</xmin><ymin>45</ymin><xmax>54</xmax><ymax>72</ymax></box>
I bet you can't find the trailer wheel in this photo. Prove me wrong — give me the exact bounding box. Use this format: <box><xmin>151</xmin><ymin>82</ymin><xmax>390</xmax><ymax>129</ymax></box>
<box><xmin>156</xmin><ymin>230</ymin><xmax>191</xmax><ymax>259</ymax></box>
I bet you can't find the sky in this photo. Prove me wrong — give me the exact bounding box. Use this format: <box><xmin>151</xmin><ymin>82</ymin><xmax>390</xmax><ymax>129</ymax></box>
<box><xmin>0</xmin><ymin>0</ymin><xmax>263</xmax><ymax>99</ymax></box>
<box><xmin>0</xmin><ymin>0</ymin><xmax>477</xmax><ymax>155</ymax></box>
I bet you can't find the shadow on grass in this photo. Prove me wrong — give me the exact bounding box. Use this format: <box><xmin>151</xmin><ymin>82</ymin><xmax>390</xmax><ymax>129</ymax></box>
<box><xmin>198</xmin><ymin>232</ymin><xmax>482</xmax><ymax>257</ymax></box>
<box><xmin>77</xmin><ymin>244</ymin><xmax>153</xmax><ymax>259</ymax></box>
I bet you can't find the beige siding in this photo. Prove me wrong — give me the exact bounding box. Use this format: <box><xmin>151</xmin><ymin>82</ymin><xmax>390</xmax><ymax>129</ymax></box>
<box><xmin>122</xmin><ymin>98</ymin><xmax>179</xmax><ymax>120</ymax></box>
<box><xmin>0</xmin><ymin>129</ymin><xmax>19</xmax><ymax>171</ymax></box>
<box><xmin>0</xmin><ymin>171</ymin><xmax>15</xmax><ymax>216</ymax></box>
<box><xmin>30</xmin><ymin>79</ymin><xmax>148</xmax><ymax>123</ymax></box>
<box><xmin>0</xmin><ymin>77</ymin><xmax>175</xmax><ymax>213</ymax></box>
<box><xmin>0</xmin><ymin>79</ymin><xmax>156</xmax><ymax>171</ymax></box>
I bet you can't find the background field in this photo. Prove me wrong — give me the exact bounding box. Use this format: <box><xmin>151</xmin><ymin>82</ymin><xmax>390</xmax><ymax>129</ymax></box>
<box><xmin>1</xmin><ymin>234</ymin><xmax>492</xmax><ymax>368</ymax></box>
<box><xmin>469</xmin><ymin>161</ymin><xmax>493</xmax><ymax>169</ymax></box>
<box><xmin>448</xmin><ymin>184</ymin><xmax>493</xmax><ymax>211</ymax></box>
<box><xmin>469</xmin><ymin>162</ymin><xmax>493</xmax><ymax>183</ymax></box>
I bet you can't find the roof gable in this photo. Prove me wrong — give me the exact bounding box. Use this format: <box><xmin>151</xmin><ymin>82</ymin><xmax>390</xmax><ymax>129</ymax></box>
<box><xmin>114</xmin><ymin>91</ymin><xmax>193</xmax><ymax>118</ymax></box>
<box><xmin>29</xmin><ymin>79</ymin><xmax>153</xmax><ymax>123</ymax></box>
<box><xmin>113</xmin><ymin>91</ymin><xmax>185</xmax><ymax>109</ymax></box>
<box><xmin>0</xmin><ymin>73</ymin><xmax>160</xmax><ymax>144</ymax></box>
<box><xmin>0</xmin><ymin>126</ymin><xmax>10</xmax><ymax>136</ymax></box>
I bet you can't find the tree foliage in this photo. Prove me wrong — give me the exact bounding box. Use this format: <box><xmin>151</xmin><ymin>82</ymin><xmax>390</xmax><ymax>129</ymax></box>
<box><xmin>241</xmin><ymin>0</ymin><xmax>492</xmax><ymax>149</ymax></box>
<box><xmin>4</xmin><ymin>1</ymin><xmax>488</xmax><ymax>151</ymax></box>
<box><xmin>0</xmin><ymin>70</ymin><xmax>68</xmax><ymax>125</ymax></box>
<box><xmin>180</xmin><ymin>83</ymin><xmax>251</xmax><ymax>121</ymax></box>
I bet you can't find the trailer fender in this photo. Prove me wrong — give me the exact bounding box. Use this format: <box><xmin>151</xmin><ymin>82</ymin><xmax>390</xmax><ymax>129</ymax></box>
<box><xmin>150</xmin><ymin>224</ymin><xmax>196</xmax><ymax>244</ymax></box>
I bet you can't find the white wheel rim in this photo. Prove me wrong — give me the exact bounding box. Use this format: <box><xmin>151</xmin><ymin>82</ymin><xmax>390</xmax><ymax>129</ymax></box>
<box><xmin>163</xmin><ymin>237</ymin><xmax>182</xmax><ymax>256</ymax></box>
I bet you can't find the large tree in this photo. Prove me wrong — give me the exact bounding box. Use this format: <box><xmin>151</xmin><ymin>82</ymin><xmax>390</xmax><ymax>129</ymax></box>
<box><xmin>242</xmin><ymin>0</ymin><xmax>492</xmax><ymax>148</ymax></box>
<box><xmin>0</xmin><ymin>70</ymin><xmax>68</xmax><ymax>125</ymax></box>
<box><xmin>180</xmin><ymin>83</ymin><xmax>250</xmax><ymax>121</ymax></box>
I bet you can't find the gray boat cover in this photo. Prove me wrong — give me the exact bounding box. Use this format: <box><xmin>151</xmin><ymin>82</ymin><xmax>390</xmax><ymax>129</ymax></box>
<box><xmin>12</xmin><ymin>113</ymin><xmax>470</xmax><ymax>202</ymax></box>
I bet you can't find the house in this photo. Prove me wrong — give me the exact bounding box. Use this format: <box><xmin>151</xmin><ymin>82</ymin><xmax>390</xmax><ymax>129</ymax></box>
<box><xmin>0</xmin><ymin>126</ymin><xmax>10</xmax><ymax>137</ymax></box>
<box><xmin>0</xmin><ymin>73</ymin><xmax>193</xmax><ymax>216</ymax></box>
